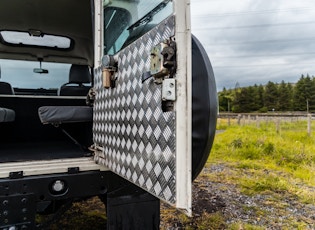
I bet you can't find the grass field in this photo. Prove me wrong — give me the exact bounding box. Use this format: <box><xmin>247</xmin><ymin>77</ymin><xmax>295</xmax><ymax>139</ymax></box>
<box><xmin>215</xmin><ymin>118</ymin><xmax>315</xmax><ymax>192</ymax></box>
<box><xmin>162</xmin><ymin>118</ymin><xmax>315</xmax><ymax>229</ymax></box>
<box><xmin>208</xmin><ymin>118</ymin><xmax>315</xmax><ymax>228</ymax></box>
<box><xmin>45</xmin><ymin>117</ymin><xmax>315</xmax><ymax>229</ymax></box>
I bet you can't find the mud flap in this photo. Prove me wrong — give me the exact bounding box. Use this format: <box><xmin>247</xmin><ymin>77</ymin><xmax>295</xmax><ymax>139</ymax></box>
<box><xmin>106</xmin><ymin>186</ymin><xmax>160</xmax><ymax>230</ymax></box>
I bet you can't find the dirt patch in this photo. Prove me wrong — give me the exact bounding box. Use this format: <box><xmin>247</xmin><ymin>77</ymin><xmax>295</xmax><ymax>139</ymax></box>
<box><xmin>41</xmin><ymin>163</ymin><xmax>315</xmax><ymax>229</ymax></box>
<box><xmin>193</xmin><ymin>184</ymin><xmax>226</xmax><ymax>214</ymax></box>
<box><xmin>38</xmin><ymin>198</ymin><xmax>106</xmax><ymax>230</ymax></box>
<box><xmin>160</xmin><ymin>164</ymin><xmax>315</xmax><ymax>229</ymax></box>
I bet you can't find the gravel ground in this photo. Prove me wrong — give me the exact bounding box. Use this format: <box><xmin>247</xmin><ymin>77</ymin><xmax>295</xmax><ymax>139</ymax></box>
<box><xmin>161</xmin><ymin>163</ymin><xmax>315</xmax><ymax>229</ymax></box>
<box><xmin>46</xmin><ymin>163</ymin><xmax>315</xmax><ymax>229</ymax></box>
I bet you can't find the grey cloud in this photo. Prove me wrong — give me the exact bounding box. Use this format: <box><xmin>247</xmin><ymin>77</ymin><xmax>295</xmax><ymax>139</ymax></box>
<box><xmin>191</xmin><ymin>0</ymin><xmax>315</xmax><ymax>90</ymax></box>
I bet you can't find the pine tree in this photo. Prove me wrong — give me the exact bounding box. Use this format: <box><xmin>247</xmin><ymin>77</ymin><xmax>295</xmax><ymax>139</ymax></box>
<box><xmin>218</xmin><ymin>87</ymin><xmax>234</xmax><ymax>112</ymax></box>
<box><xmin>293</xmin><ymin>74</ymin><xmax>315</xmax><ymax>111</ymax></box>
<box><xmin>232</xmin><ymin>88</ymin><xmax>242</xmax><ymax>113</ymax></box>
<box><xmin>294</xmin><ymin>75</ymin><xmax>305</xmax><ymax>111</ymax></box>
<box><xmin>218</xmin><ymin>75</ymin><xmax>314</xmax><ymax>113</ymax></box>
<box><xmin>309</xmin><ymin>76</ymin><xmax>315</xmax><ymax>111</ymax></box>
<box><xmin>253</xmin><ymin>84</ymin><xmax>264</xmax><ymax>111</ymax></box>
<box><xmin>218</xmin><ymin>87</ymin><xmax>228</xmax><ymax>112</ymax></box>
<box><xmin>247</xmin><ymin>86</ymin><xmax>257</xmax><ymax>111</ymax></box>
<box><xmin>264</xmin><ymin>81</ymin><xmax>278</xmax><ymax>111</ymax></box>
<box><xmin>278</xmin><ymin>81</ymin><xmax>292</xmax><ymax>111</ymax></box>
<box><xmin>286</xmin><ymin>83</ymin><xmax>294</xmax><ymax>111</ymax></box>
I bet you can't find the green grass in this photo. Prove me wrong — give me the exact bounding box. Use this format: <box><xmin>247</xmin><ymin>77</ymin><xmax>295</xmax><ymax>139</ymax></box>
<box><xmin>210</xmin><ymin>118</ymin><xmax>315</xmax><ymax>228</ymax></box>
<box><xmin>160</xmin><ymin>207</ymin><xmax>228</xmax><ymax>230</ymax></box>
<box><xmin>214</xmin><ymin>119</ymin><xmax>315</xmax><ymax>187</ymax></box>
<box><xmin>228</xmin><ymin>222</ymin><xmax>265</xmax><ymax>230</ymax></box>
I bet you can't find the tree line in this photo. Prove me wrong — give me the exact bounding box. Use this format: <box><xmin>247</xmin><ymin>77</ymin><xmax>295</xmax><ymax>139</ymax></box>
<box><xmin>219</xmin><ymin>74</ymin><xmax>315</xmax><ymax>113</ymax></box>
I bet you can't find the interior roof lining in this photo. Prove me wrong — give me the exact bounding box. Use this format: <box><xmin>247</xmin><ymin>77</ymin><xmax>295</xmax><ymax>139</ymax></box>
<box><xmin>0</xmin><ymin>0</ymin><xmax>94</xmax><ymax>66</ymax></box>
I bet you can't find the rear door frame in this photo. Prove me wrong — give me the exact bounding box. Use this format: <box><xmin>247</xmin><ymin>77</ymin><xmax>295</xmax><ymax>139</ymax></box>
<box><xmin>93</xmin><ymin>0</ymin><xmax>192</xmax><ymax>214</ymax></box>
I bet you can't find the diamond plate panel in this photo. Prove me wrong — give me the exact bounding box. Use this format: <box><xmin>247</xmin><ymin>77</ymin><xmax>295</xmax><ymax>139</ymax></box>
<box><xmin>93</xmin><ymin>16</ymin><xmax>176</xmax><ymax>204</ymax></box>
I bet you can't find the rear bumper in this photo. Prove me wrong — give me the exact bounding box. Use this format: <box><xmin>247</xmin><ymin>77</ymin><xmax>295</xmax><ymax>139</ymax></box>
<box><xmin>0</xmin><ymin>169</ymin><xmax>111</xmax><ymax>229</ymax></box>
<box><xmin>0</xmin><ymin>157</ymin><xmax>108</xmax><ymax>179</ymax></box>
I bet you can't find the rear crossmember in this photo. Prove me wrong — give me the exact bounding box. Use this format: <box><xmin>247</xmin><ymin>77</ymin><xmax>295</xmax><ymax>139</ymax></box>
<box><xmin>0</xmin><ymin>170</ymin><xmax>160</xmax><ymax>229</ymax></box>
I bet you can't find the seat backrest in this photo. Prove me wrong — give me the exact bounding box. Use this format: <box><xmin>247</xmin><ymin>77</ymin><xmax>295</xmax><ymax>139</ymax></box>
<box><xmin>0</xmin><ymin>81</ymin><xmax>14</xmax><ymax>95</ymax></box>
<box><xmin>59</xmin><ymin>64</ymin><xmax>91</xmax><ymax>96</ymax></box>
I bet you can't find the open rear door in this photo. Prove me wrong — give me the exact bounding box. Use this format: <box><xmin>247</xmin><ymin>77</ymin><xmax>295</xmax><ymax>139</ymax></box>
<box><xmin>93</xmin><ymin>0</ymin><xmax>192</xmax><ymax>214</ymax></box>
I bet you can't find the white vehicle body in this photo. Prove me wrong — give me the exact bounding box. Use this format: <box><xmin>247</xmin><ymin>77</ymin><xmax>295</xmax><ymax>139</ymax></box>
<box><xmin>0</xmin><ymin>0</ymin><xmax>217</xmax><ymax>228</ymax></box>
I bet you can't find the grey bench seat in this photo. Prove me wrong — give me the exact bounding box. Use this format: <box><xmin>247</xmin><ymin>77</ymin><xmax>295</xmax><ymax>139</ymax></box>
<box><xmin>38</xmin><ymin>106</ymin><xmax>92</xmax><ymax>125</ymax></box>
<box><xmin>0</xmin><ymin>107</ymin><xmax>15</xmax><ymax>122</ymax></box>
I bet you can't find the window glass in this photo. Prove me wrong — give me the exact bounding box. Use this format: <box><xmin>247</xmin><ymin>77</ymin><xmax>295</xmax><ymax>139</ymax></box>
<box><xmin>0</xmin><ymin>59</ymin><xmax>70</xmax><ymax>89</ymax></box>
<box><xmin>0</xmin><ymin>31</ymin><xmax>71</xmax><ymax>49</ymax></box>
<box><xmin>104</xmin><ymin>0</ymin><xmax>173</xmax><ymax>55</ymax></box>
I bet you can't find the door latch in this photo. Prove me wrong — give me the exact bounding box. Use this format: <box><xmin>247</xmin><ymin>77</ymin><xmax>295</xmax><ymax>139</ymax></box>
<box><xmin>143</xmin><ymin>38</ymin><xmax>176</xmax><ymax>84</ymax></box>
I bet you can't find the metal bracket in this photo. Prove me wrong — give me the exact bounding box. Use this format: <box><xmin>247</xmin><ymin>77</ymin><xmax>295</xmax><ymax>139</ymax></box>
<box><xmin>67</xmin><ymin>167</ymin><xmax>79</xmax><ymax>174</ymax></box>
<box><xmin>162</xmin><ymin>78</ymin><xmax>176</xmax><ymax>112</ymax></box>
<box><xmin>0</xmin><ymin>194</ymin><xmax>36</xmax><ymax>229</ymax></box>
<box><xmin>9</xmin><ymin>171</ymin><xmax>23</xmax><ymax>179</ymax></box>
<box><xmin>162</xmin><ymin>79</ymin><xmax>176</xmax><ymax>101</ymax></box>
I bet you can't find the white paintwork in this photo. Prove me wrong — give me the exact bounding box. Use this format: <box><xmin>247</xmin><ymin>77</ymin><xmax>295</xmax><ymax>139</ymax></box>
<box><xmin>91</xmin><ymin>0</ymin><xmax>193</xmax><ymax>215</ymax></box>
<box><xmin>94</xmin><ymin>0</ymin><xmax>103</xmax><ymax>66</ymax></box>
<box><xmin>0</xmin><ymin>157</ymin><xmax>109</xmax><ymax>179</ymax></box>
<box><xmin>173</xmin><ymin>0</ymin><xmax>192</xmax><ymax>216</ymax></box>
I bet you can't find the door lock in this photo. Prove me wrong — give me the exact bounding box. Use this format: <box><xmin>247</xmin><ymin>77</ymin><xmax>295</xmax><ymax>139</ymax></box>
<box><xmin>101</xmin><ymin>55</ymin><xmax>117</xmax><ymax>89</ymax></box>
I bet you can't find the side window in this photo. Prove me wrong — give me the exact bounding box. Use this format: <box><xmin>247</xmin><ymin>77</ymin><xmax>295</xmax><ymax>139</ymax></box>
<box><xmin>0</xmin><ymin>59</ymin><xmax>70</xmax><ymax>90</ymax></box>
<box><xmin>104</xmin><ymin>7</ymin><xmax>131</xmax><ymax>55</ymax></box>
<box><xmin>103</xmin><ymin>0</ymin><xmax>173</xmax><ymax>55</ymax></box>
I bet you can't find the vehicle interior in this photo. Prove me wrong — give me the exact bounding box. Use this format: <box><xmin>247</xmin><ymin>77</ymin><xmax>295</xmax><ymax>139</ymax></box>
<box><xmin>0</xmin><ymin>0</ymin><xmax>95</xmax><ymax>162</ymax></box>
<box><xmin>0</xmin><ymin>0</ymin><xmax>175</xmax><ymax>163</ymax></box>
<box><xmin>0</xmin><ymin>0</ymin><xmax>217</xmax><ymax>194</ymax></box>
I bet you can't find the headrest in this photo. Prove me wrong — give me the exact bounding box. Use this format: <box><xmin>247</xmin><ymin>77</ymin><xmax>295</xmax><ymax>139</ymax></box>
<box><xmin>0</xmin><ymin>81</ymin><xmax>14</xmax><ymax>95</ymax></box>
<box><xmin>69</xmin><ymin>64</ymin><xmax>91</xmax><ymax>84</ymax></box>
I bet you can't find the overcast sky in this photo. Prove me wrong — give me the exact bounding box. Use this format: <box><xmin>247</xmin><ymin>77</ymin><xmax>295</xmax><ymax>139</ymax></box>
<box><xmin>190</xmin><ymin>0</ymin><xmax>315</xmax><ymax>91</ymax></box>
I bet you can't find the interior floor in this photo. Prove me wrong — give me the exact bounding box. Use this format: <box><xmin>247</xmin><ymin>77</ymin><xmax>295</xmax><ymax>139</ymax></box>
<box><xmin>0</xmin><ymin>140</ymin><xmax>91</xmax><ymax>163</ymax></box>
<box><xmin>0</xmin><ymin>96</ymin><xmax>93</xmax><ymax>163</ymax></box>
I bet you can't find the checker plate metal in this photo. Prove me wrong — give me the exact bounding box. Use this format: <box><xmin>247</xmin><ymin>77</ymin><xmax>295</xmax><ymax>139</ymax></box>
<box><xmin>93</xmin><ymin>16</ymin><xmax>177</xmax><ymax>204</ymax></box>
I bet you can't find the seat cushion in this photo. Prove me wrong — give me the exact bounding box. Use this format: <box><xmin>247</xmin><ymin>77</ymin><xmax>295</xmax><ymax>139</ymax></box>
<box><xmin>0</xmin><ymin>107</ymin><xmax>15</xmax><ymax>122</ymax></box>
<box><xmin>38</xmin><ymin>106</ymin><xmax>92</xmax><ymax>124</ymax></box>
